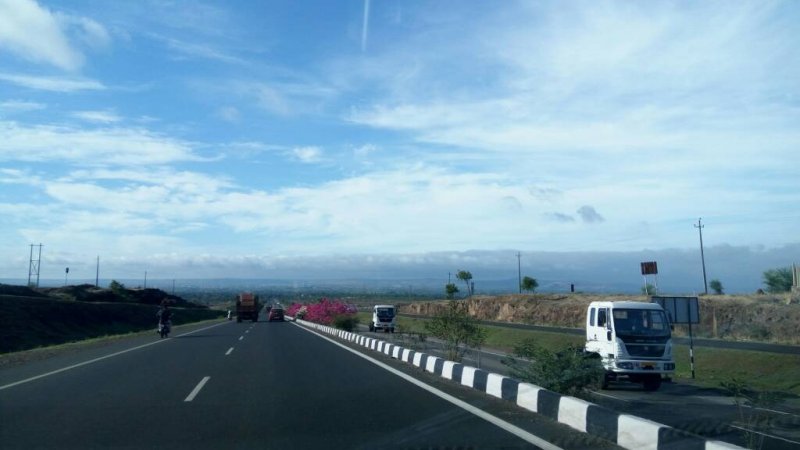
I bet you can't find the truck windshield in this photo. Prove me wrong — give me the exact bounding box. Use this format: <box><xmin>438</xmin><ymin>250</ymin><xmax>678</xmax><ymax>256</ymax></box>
<box><xmin>376</xmin><ymin>308</ymin><xmax>395</xmax><ymax>318</ymax></box>
<box><xmin>613</xmin><ymin>309</ymin><xmax>669</xmax><ymax>336</ymax></box>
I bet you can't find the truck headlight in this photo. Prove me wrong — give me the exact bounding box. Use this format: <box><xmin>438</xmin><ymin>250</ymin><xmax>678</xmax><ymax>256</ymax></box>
<box><xmin>617</xmin><ymin>362</ymin><xmax>634</xmax><ymax>370</ymax></box>
<box><xmin>615</xmin><ymin>338</ymin><xmax>627</xmax><ymax>357</ymax></box>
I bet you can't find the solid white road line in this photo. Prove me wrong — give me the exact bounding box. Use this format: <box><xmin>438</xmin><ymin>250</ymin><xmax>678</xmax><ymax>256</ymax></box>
<box><xmin>239</xmin><ymin>336</ymin><xmax>244</xmax><ymax>341</ymax></box>
<box><xmin>225</xmin><ymin>347</ymin><xmax>234</xmax><ymax>356</ymax></box>
<box><xmin>590</xmin><ymin>391</ymin><xmax>632</xmax><ymax>403</ymax></box>
<box><xmin>184</xmin><ymin>376</ymin><xmax>210</xmax><ymax>402</ymax></box>
<box><xmin>291</xmin><ymin>323</ymin><xmax>564</xmax><ymax>450</ymax></box>
<box><xmin>0</xmin><ymin>321</ymin><xmax>230</xmax><ymax>391</ymax></box>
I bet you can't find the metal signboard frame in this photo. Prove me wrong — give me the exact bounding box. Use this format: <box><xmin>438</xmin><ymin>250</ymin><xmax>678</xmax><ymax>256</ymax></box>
<box><xmin>650</xmin><ymin>296</ymin><xmax>701</xmax><ymax>379</ymax></box>
<box><xmin>650</xmin><ymin>296</ymin><xmax>699</xmax><ymax>324</ymax></box>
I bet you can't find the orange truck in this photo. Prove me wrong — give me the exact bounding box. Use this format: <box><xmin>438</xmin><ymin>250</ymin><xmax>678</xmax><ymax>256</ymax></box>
<box><xmin>236</xmin><ymin>292</ymin><xmax>260</xmax><ymax>323</ymax></box>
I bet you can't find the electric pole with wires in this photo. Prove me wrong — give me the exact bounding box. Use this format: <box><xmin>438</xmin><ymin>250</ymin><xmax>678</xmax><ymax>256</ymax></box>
<box><xmin>695</xmin><ymin>218</ymin><xmax>708</xmax><ymax>295</ymax></box>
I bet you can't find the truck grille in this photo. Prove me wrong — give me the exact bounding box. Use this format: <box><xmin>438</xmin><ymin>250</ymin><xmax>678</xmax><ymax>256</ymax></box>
<box><xmin>624</xmin><ymin>343</ymin><xmax>666</xmax><ymax>358</ymax></box>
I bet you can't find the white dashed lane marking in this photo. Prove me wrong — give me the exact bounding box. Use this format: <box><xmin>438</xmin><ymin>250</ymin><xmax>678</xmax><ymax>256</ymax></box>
<box><xmin>184</xmin><ymin>376</ymin><xmax>210</xmax><ymax>402</ymax></box>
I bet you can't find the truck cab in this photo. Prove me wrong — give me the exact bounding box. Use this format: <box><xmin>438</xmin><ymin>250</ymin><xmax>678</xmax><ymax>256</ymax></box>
<box><xmin>369</xmin><ymin>304</ymin><xmax>396</xmax><ymax>333</ymax></box>
<box><xmin>585</xmin><ymin>301</ymin><xmax>675</xmax><ymax>391</ymax></box>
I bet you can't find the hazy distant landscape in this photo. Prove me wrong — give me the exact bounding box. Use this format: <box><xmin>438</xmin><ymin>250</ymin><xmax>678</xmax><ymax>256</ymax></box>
<box><xmin>5</xmin><ymin>242</ymin><xmax>797</xmax><ymax>296</ymax></box>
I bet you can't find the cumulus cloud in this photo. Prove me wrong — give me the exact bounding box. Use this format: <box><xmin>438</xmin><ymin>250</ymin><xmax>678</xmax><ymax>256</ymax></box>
<box><xmin>0</xmin><ymin>0</ymin><xmax>110</xmax><ymax>70</ymax></box>
<box><xmin>576</xmin><ymin>205</ymin><xmax>604</xmax><ymax>223</ymax></box>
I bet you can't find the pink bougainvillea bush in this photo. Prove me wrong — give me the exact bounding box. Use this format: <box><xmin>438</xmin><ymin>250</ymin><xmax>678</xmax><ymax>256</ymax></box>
<box><xmin>286</xmin><ymin>298</ymin><xmax>357</xmax><ymax>326</ymax></box>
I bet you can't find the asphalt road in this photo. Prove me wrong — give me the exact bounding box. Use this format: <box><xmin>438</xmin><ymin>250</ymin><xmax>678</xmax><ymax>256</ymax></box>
<box><xmin>0</xmin><ymin>318</ymin><xmax>614</xmax><ymax>450</ymax></box>
<box><xmin>361</xmin><ymin>327</ymin><xmax>800</xmax><ymax>450</ymax></box>
<box><xmin>399</xmin><ymin>313</ymin><xmax>800</xmax><ymax>355</ymax></box>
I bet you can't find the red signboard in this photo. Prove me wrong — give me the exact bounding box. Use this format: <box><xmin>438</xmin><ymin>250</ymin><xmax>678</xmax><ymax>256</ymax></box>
<box><xmin>640</xmin><ymin>261</ymin><xmax>658</xmax><ymax>275</ymax></box>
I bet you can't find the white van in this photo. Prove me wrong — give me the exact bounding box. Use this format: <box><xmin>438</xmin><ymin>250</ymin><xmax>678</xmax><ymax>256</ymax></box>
<box><xmin>585</xmin><ymin>301</ymin><xmax>675</xmax><ymax>391</ymax></box>
<box><xmin>369</xmin><ymin>304</ymin><xmax>396</xmax><ymax>333</ymax></box>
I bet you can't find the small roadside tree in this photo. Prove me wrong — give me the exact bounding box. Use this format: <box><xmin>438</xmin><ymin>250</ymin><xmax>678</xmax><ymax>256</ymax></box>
<box><xmin>762</xmin><ymin>267</ymin><xmax>792</xmax><ymax>293</ymax></box>
<box><xmin>502</xmin><ymin>338</ymin><xmax>605</xmax><ymax>397</ymax></box>
<box><xmin>456</xmin><ymin>270</ymin><xmax>473</xmax><ymax>296</ymax></box>
<box><xmin>521</xmin><ymin>276</ymin><xmax>538</xmax><ymax>293</ymax></box>
<box><xmin>424</xmin><ymin>300</ymin><xmax>487</xmax><ymax>362</ymax></box>
<box><xmin>109</xmin><ymin>280</ymin><xmax>125</xmax><ymax>291</ymax></box>
<box><xmin>709</xmin><ymin>279</ymin><xmax>724</xmax><ymax>295</ymax></box>
<box><xmin>445</xmin><ymin>283</ymin><xmax>459</xmax><ymax>299</ymax></box>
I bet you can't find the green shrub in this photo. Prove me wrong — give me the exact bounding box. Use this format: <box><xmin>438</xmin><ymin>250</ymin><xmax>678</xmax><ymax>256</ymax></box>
<box><xmin>424</xmin><ymin>300</ymin><xmax>487</xmax><ymax>362</ymax></box>
<box><xmin>332</xmin><ymin>314</ymin><xmax>360</xmax><ymax>331</ymax></box>
<box><xmin>502</xmin><ymin>338</ymin><xmax>604</xmax><ymax>397</ymax></box>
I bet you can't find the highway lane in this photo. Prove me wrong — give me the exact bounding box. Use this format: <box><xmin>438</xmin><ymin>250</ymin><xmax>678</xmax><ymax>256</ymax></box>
<box><xmin>0</xmin><ymin>318</ymin><xmax>614</xmax><ymax>449</ymax></box>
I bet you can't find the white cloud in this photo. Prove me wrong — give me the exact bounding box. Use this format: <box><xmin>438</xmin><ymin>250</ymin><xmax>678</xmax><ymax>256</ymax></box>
<box><xmin>0</xmin><ymin>0</ymin><xmax>83</xmax><ymax>70</ymax></box>
<box><xmin>0</xmin><ymin>100</ymin><xmax>46</xmax><ymax>113</ymax></box>
<box><xmin>61</xmin><ymin>14</ymin><xmax>111</xmax><ymax>51</ymax></box>
<box><xmin>0</xmin><ymin>73</ymin><xmax>105</xmax><ymax>92</ymax></box>
<box><xmin>162</xmin><ymin>36</ymin><xmax>244</xmax><ymax>64</ymax></box>
<box><xmin>353</xmin><ymin>144</ymin><xmax>376</xmax><ymax>158</ymax></box>
<box><xmin>224</xmin><ymin>80</ymin><xmax>337</xmax><ymax>116</ymax></box>
<box><xmin>292</xmin><ymin>146</ymin><xmax>323</xmax><ymax>164</ymax></box>
<box><xmin>71</xmin><ymin>110</ymin><xmax>122</xmax><ymax>124</ymax></box>
<box><xmin>0</xmin><ymin>121</ymin><xmax>201</xmax><ymax>165</ymax></box>
<box><xmin>0</xmin><ymin>0</ymin><xmax>110</xmax><ymax>71</ymax></box>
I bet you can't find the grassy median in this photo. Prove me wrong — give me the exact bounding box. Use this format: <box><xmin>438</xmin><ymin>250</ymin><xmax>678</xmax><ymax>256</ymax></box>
<box><xmin>357</xmin><ymin>312</ymin><xmax>800</xmax><ymax>394</ymax></box>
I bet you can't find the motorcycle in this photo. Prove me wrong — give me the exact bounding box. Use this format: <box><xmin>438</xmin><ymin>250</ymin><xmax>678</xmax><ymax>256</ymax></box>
<box><xmin>158</xmin><ymin>320</ymin><xmax>171</xmax><ymax>338</ymax></box>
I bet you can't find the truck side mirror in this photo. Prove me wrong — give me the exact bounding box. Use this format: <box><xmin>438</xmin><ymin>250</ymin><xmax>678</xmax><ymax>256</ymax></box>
<box><xmin>607</xmin><ymin>330</ymin><xmax>612</xmax><ymax>341</ymax></box>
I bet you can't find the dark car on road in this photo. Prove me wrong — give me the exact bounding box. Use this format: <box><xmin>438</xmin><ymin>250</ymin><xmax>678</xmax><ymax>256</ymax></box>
<box><xmin>268</xmin><ymin>307</ymin><xmax>284</xmax><ymax>322</ymax></box>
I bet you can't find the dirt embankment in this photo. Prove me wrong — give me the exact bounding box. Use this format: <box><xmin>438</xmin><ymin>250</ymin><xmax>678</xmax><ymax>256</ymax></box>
<box><xmin>0</xmin><ymin>283</ymin><xmax>221</xmax><ymax>354</ymax></box>
<box><xmin>402</xmin><ymin>293</ymin><xmax>800</xmax><ymax>345</ymax></box>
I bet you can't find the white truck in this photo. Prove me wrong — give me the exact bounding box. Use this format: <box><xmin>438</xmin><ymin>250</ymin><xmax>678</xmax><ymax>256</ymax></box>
<box><xmin>369</xmin><ymin>304</ymin><xmax>396</xmax><ymax>333</ymax></box>
<box><xmin>585</xmin><ymin>301</ymin><xmax>675</xmax><ymax>391</ymax></box>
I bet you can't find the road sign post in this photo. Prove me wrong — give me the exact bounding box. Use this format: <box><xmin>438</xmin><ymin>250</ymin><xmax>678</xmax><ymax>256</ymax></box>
<box><xmin>640</xmin><ymin>261</ymin><xmax>658</xmax><ymax>295</ymax></box>
<box><xmin>651</xmin><ymin>296</ymin><xmax>700</xmax><ymax>379</ymax></box>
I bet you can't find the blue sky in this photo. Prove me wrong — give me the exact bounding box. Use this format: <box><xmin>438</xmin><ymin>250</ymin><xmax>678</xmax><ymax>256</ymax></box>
<box><xmin>0</xmin><ymin>0</ymin><xmax>798</xmax><ymax>281</ymax></box>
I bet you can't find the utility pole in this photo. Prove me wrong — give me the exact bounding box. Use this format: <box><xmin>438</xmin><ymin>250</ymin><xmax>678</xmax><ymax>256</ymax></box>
<box><xmin>28</xmin><ymin>244</ymin><xmax>43</xmax><ymax>287</ymax></box>
<box><xmin>144</xmin><ymin>270</ymin><xmax>148</xmax><ymax>289</ymax></box>
<box><xmin>516</xmin><ymin>252</ymin><xmax>522</xmax><ymax>293</ymax></box>
<box><xmin>95</xmin><ymin>256</ymin><xmax>100</xmax><ymax>287</ymax></box>
<box><xmin>695</xmin><ymin>218</ymin><xmax>708</xmax><ymax>295</ymax></box>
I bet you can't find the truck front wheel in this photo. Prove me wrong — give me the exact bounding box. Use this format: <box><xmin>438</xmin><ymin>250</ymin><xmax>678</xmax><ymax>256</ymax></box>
<box><xmin>369</xmin><ymin>322</ymin><xmax>375</xmax><ymax>332</ymax></box>
<box><xmin>600</xmin><ymin>372</ymin><xmax>611</xmax><ymax>390</ymax></box>
<box><xmin>643</xmin><ymin>375</ymin><xmax>662</xmax><ymax>391</ymax></box>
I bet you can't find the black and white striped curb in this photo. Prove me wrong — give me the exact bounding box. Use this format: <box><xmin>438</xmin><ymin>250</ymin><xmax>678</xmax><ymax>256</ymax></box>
<box><xmin>292</xmin><ymin>318</ymin><xmax>742</xmax><ymax>450</ymax></box>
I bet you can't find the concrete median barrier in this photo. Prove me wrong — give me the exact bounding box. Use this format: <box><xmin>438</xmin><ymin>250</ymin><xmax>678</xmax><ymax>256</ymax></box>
<box><xmin>289</xmin><ymin>316</ymin><xmax>743</xmax><ymax>450</ymax></box>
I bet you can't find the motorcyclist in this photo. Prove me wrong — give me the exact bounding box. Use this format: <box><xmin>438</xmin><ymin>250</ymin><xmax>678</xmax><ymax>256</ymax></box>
<box><xmin>156</xmin><ymin>300</ymin><xmax>172</xmax><ymax>335</ymax></box>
